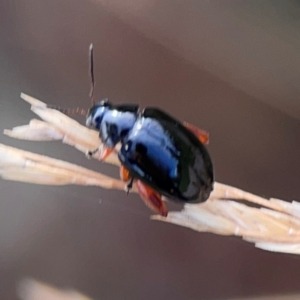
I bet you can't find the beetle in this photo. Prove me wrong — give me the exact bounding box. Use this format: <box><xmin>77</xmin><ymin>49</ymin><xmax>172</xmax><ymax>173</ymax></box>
<box><xmin>50</xmin><ymin>44</ymin><xmax>214</xmax><ymax>217</ymax></box>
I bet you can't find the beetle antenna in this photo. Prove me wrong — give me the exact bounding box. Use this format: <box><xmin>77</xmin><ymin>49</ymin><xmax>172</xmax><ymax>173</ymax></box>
<box><xmin>47</xmin><ymin>44</ymin><xmax>95</xmax><ymax>116</ymax></box>
<box><xmin>47</xmin><ymin>105</ymin><xmax>87</xmax><ymax>116</ymax></box>
<box><xmin>89</xmin><ymin>43</ymin><xmax>95</xmax><ymax>105</ymax></box>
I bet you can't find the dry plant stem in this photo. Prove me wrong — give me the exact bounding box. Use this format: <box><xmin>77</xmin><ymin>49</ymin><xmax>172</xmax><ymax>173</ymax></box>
<box><xmin>3</xmin><ymin>93</ymin><xmax>300</xmax><ymax>255</ymax></box>
<box><xmin>0</xmin><ymin>143</ymin><xmax>129</xmax><ymax>191</ymax></box>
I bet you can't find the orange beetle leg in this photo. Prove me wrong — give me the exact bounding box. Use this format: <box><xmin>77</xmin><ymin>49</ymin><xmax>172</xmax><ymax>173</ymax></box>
<box><xmin>136</xmin><ymin>180</ymin><xmax>168</xmax><ymax>217</ymax></box>
<box><xmin>86</xmin><ymin>146</ymin><xmax>114</xmax><ymax>161</ymax></box>
<box><xmin>120</xmin><ymin>165</ymin><xmax>131</xmax><ymax>182</ymax></box>
<box><xmin>183</xmin><ymin>121</ymin><xmax>209</xmax><ymax>144</ymax></box>
<box><xmin>99</xmin><ymin>146</ymin><xmax>114</xmax><ymax>161</ymax></box>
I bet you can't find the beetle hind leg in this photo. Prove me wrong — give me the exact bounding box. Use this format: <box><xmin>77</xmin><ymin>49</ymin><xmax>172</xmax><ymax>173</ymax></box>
<box><xmin>119</xmin><ymin>164</ymin><xmax>168</xmax><ymax>216</ymax></box>
<box><xmin>183</xmin><ymin>121</ymin><xmax>209</xmax><ymax>144</ymax></box>
<box><xmin>136</xmin><ymin>180</ymin><xmax>168</xmax><ymax>217</ymax></box>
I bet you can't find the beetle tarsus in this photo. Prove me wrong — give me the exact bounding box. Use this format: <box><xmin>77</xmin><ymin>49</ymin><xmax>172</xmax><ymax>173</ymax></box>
<box><xmin>86</xmin><ymin>147</ymin><xmax>99</xmax><ymax>159</ymax></box>
<box><xmin>126</xmin><ymin>178</ymin><xmax>134</xmax><ymax>195</ymax></box>
<box><xmin>86</xmin><ymin>146</ymin><xmax>114</xmax><ymax>161</ymax></box>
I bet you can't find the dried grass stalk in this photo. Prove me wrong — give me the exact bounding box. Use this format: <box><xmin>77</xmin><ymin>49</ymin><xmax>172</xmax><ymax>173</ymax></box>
<box><xmin>2</xmin><ymin>93</ymin><xmax>300</xmax><ymax>255</ymax></box>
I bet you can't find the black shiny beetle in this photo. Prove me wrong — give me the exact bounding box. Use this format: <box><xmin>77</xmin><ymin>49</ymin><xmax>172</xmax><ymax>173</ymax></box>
<box><xmin>51</xmin><ymin>44</ymin><xmax>214</xmax><ymax>217</ymax></box>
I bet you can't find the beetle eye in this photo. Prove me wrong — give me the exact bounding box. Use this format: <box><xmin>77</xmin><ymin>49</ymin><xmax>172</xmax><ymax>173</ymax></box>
<box><xmin>135</xmin><ymin>143</ymin><xmax>147</xmax><ymax>155</ymax></box>
<box><xmin>94</xmin><ymin>116</ymin><xmax>101</xmax><ymax>125</ymax></box>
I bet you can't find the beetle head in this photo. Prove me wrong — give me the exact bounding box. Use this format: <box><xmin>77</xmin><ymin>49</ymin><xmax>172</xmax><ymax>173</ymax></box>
<box><xmin>86</xmin><ymin>98</ymin><xmax>112</xmax><ymax>129</ymax></box>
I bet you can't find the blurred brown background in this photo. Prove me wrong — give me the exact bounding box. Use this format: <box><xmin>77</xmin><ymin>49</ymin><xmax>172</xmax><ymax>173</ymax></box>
<box><xmin>1</xmin><ymin>1</ymin><xmax>300</xmax><ymax>299</ymax></box>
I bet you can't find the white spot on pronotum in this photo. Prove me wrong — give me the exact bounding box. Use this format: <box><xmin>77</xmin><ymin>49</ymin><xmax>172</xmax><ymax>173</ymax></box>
<box><xmin>112</xmin><ymin>110</ymin><xmax>118</xmax><ymax>117</ymax></box>
<box><xmin>288</xmin><ymin>228</ymin><xmax>294</xmax><ymax>235</ymax></box>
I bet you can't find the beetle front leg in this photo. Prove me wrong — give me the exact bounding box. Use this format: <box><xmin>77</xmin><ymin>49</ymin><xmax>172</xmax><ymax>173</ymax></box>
<box><xmin>183</xmin><ymin>121</ymin><xmax>209</xmax><ymax>144</ymax></box>
<box><xmin>86</xmin><ymin>145</ymin><xmax>115</xmax><ymax>161</ymax></box>
<box><xmin>136</xmin><ymin>180</ymin><xmax>168</xmax><ymax>217</ymax></box>
<box><xmin>99</xmin><ymin>146</ymin><xmax>115</xmax><ymax>161</ymax></box>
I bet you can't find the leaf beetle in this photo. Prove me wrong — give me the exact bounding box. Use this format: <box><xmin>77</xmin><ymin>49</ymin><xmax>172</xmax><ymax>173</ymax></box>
<box><xmin>50</xmin><ymin>44</ymin><xmax>214</xmax><ymax>217</ymax></box>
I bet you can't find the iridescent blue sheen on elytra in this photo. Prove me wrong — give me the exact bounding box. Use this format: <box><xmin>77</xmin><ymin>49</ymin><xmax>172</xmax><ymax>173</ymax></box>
<box><xmin>87</xmin><ymin>100</ymin><xmax>214</xmax><ymax>203</ymax></box>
